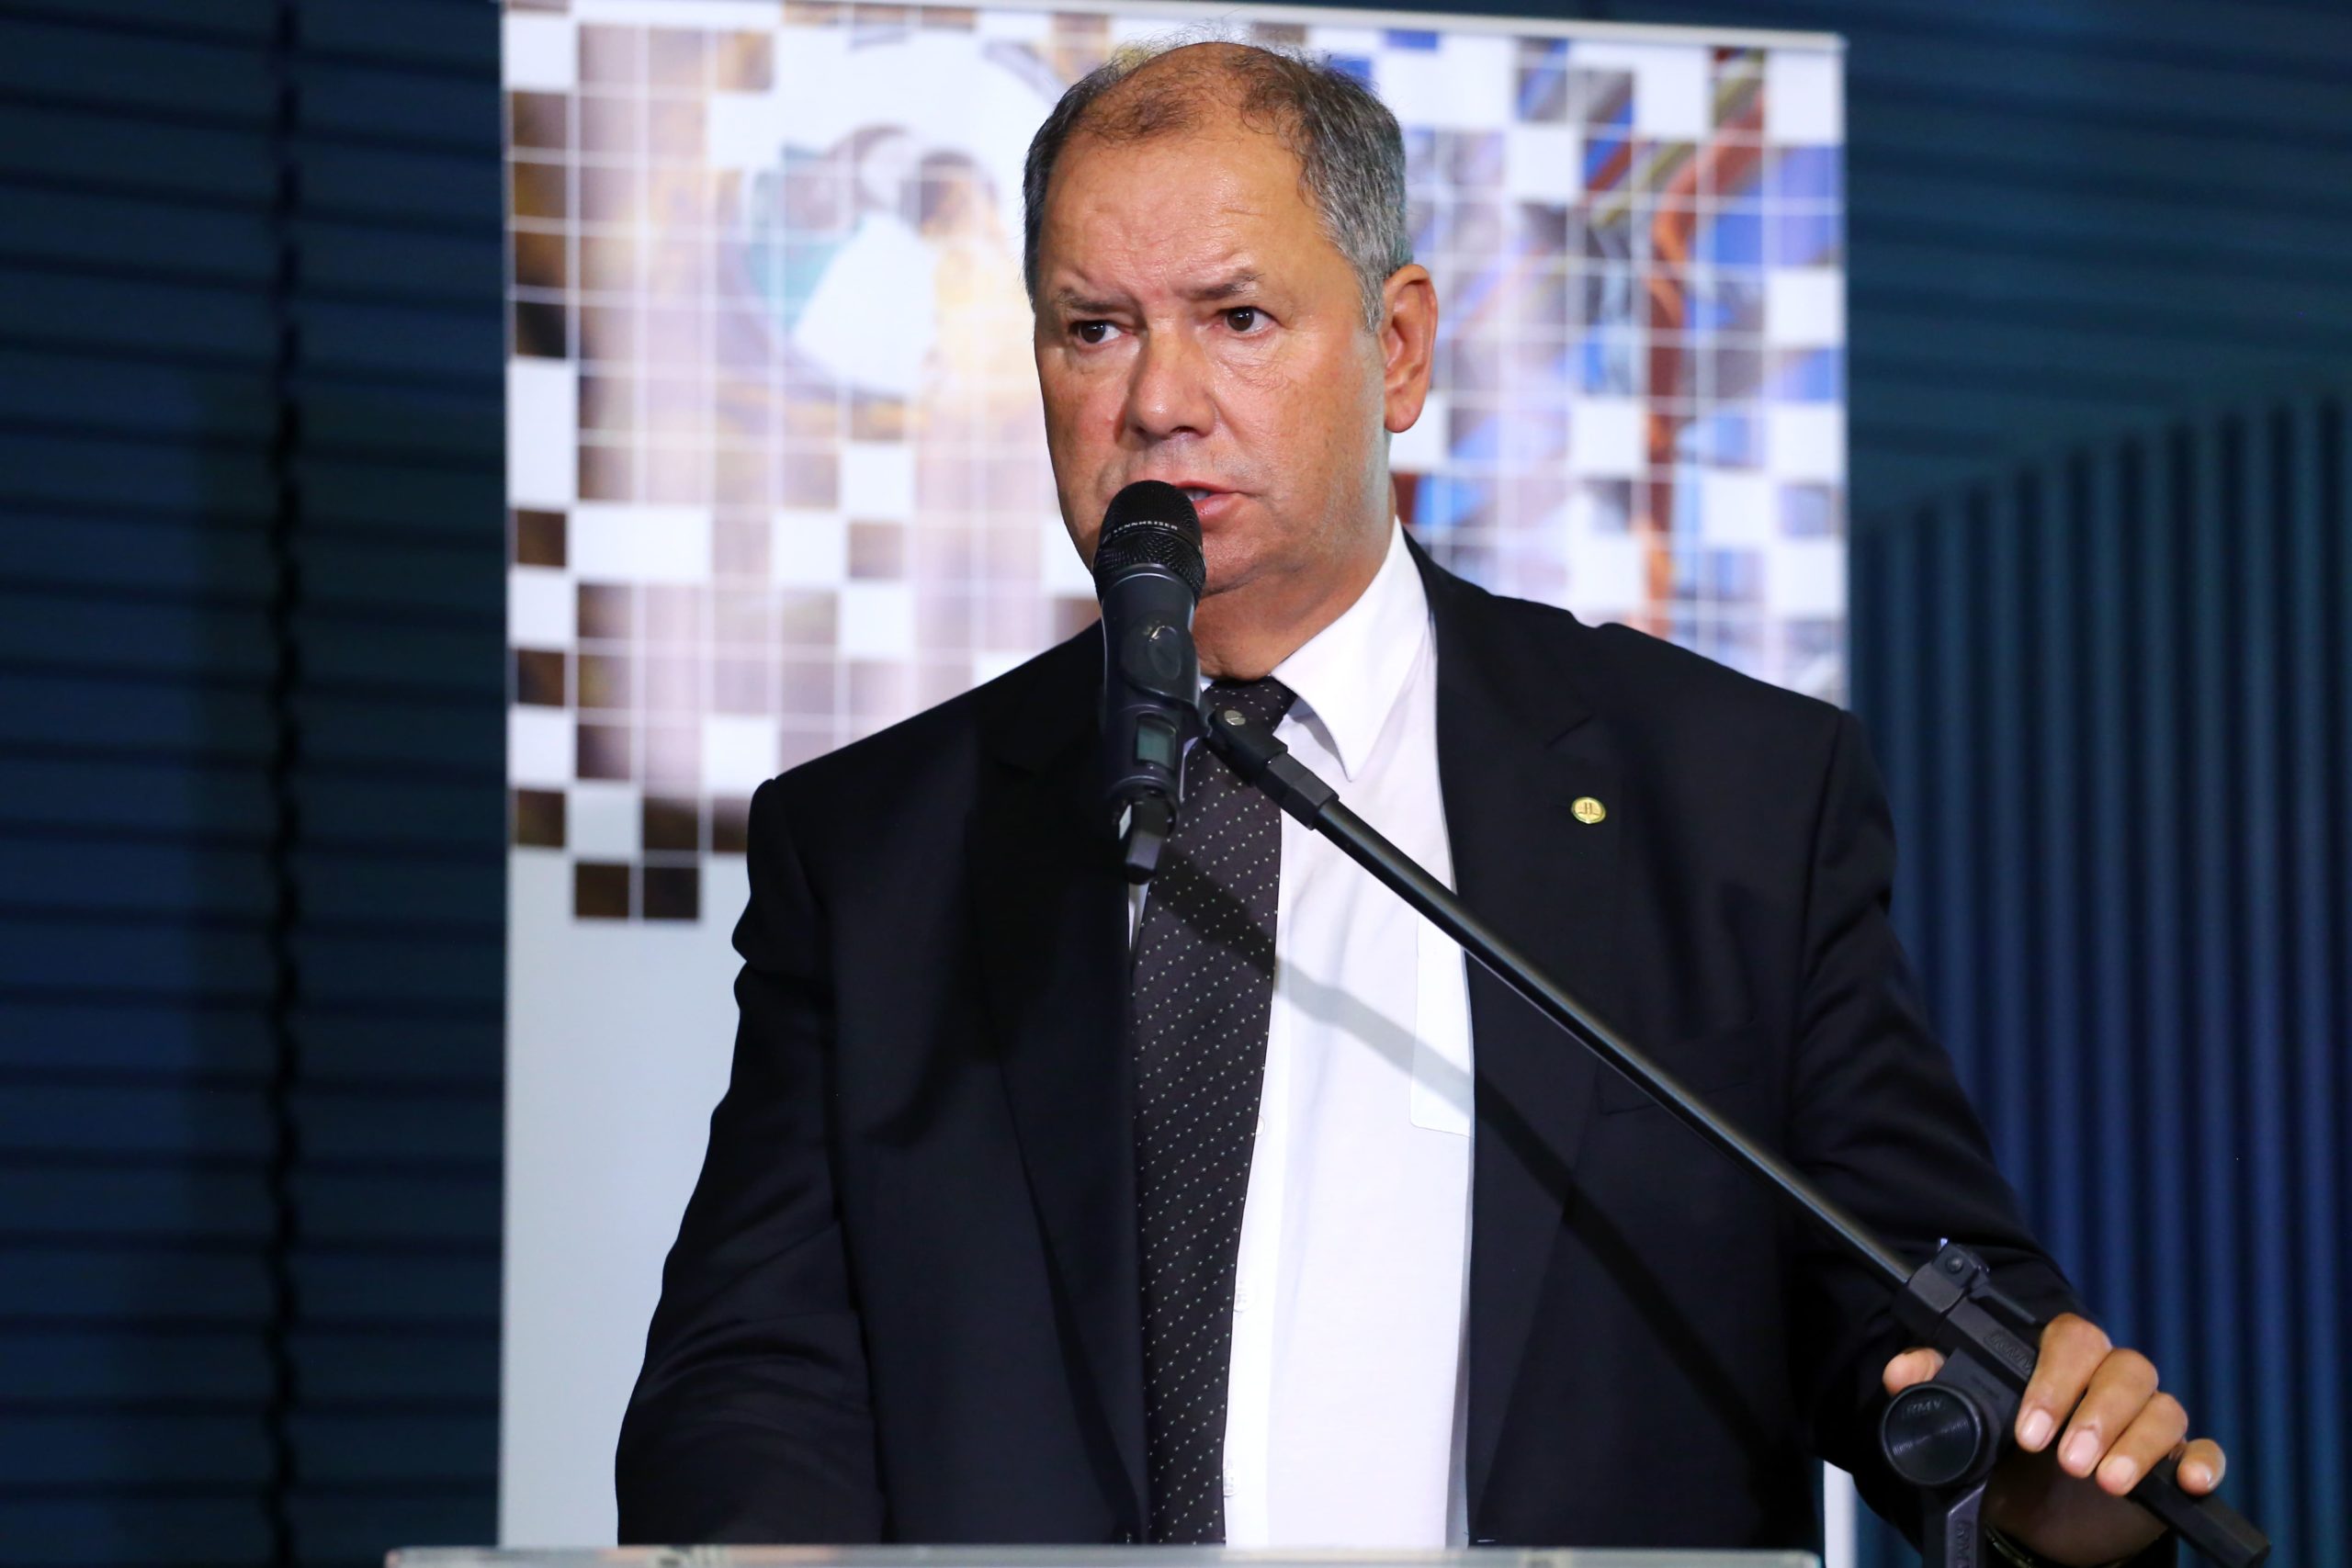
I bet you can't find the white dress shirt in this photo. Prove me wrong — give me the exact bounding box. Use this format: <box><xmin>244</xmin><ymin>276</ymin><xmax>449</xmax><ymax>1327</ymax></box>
<box><xmin>1140</xmin><ymin>522</ymin><xmax>1475</xmax><ymax>1547</ymax></box>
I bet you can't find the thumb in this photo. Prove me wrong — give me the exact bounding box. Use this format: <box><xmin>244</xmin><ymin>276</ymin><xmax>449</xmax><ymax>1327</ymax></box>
<box><xmin>1883</xmin><ymin>1347</ymin><xmax>1947</xmax><ymax>1394</ymax></box>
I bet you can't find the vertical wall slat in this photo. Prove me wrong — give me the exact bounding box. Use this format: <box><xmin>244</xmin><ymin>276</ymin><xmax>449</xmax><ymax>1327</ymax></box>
<box><xmin>2288</xmin><ymin>394</ymin><xmax>2348</xmax><ymax>1568</ymax></box>
<box><xmin>1928</xmin><ymin>500</ymin><xmax>1981</xmax><ymax>1131</ymax></box>
<box><xmin>2080</xmin><ymin>443</ymin><xmax>2135</xmax><ymax>1334</ymax></box>
<box><xmin>2186</xmin><ymin>413</ymin><xmax>2245</xmax><ymax>1461</ymax></box>
<box><xmin>2237</xmin><ymin>409</ymin><xmax>2294</xmax><ymax>1550</ymax></box>
<box><xmin>1982</xmin><ymin>477</ymin><xmax>2032</xmax><ymax>1194</ymax></box>
<box><xmin>2032</xmin><ymin>456</ymin><xmax>2083</xmax><ymax>1279</ymax></box>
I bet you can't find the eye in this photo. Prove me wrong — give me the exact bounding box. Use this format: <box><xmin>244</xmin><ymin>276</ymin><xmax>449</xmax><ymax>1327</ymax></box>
<box><xmin>1072</xmin><ymin>320</ymin><xmax>1117</xmax><ymax>345</ymax></box>
<box><xmin>1223</xmin><ymin>306</ymin><xmax>1267</xmax><ymax>333</ymax></box>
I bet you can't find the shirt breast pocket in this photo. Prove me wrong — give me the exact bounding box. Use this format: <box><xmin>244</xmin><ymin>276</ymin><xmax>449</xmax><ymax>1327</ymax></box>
<box><xmin>1597</xmin><ymin>1022</ymin><xmax>1761</xmax><ymax>1114</ymax></box>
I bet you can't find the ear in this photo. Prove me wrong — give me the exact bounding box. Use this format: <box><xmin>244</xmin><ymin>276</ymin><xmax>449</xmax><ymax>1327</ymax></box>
<box><xmin>1377</xmin><ymin>263</ymin><xmax>1438</xmax><ymax>436</ymax></box>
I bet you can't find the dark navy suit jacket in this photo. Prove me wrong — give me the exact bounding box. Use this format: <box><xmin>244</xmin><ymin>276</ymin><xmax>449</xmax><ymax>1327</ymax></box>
<box><xmin>616</xmin><ymin>544</ymin><xmax>2075</xmax><ymax>1551</ymax></box>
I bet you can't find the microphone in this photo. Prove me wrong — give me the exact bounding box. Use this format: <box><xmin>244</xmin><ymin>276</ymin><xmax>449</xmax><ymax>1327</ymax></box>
<box><xmin>1093</xmin><ymin>480</ymin><xmax>1205</xmax><ymax>885</ymax></box>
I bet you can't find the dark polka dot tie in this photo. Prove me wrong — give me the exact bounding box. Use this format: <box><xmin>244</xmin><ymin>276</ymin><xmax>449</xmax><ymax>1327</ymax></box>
<box><xmin>1131</xmin><ymin>676</ymin><xmax>1295</xmax><ymax>1545</ymax></box>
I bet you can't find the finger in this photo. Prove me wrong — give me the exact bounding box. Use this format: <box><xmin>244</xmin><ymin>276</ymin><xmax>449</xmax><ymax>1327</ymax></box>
<box><xmin>2092</xmin><ymin>1392</ymin><xmax>2187</xmax><ymax>1495</ymax></box>
<box><xmin>2018</xmin><ymin>1314</ymin><xmax>2111</xmax><ymax>1452</ymax></box>
<box><xmin>2056</xmin><ymin>1348</ymin><xmax>2158</xmax><ymax>1479</ymax></box>
<box><xmin>1883</xmin><ymin>1348</ymin><xmax>1946</xmax><ymax>1394</ymax></box>
<box><xmin>2176</xmin><ymin>1438</ymin><xmax>2228</xmax><ymax>1494</ymax></box>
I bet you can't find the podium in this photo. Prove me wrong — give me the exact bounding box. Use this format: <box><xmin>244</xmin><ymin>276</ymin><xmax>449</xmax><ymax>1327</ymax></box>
<box><xmin>390</xmin><ymin>1551</ymin><xmax>1819</xmax><ymax>1568</ymax></box>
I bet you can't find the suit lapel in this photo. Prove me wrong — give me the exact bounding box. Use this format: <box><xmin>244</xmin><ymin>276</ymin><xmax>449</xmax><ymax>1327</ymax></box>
<box><xmin>966</xmin><ymin>626</ymin><xmax>1148</xmax><ymax>1527</ymax></box>
<box><xmin>1415</xmin><ymin>547</ymin><xmax>1627</xmax><ymax>1519</ymax></box>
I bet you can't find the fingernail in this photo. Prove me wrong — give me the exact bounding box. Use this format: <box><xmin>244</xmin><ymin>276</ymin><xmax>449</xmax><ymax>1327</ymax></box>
<box><xmin>2099</xmin><ymin>1456</ymin><xmax>2139</xmax><ymax>1492</ymax></box>
<box><xmin>2063</xmin><ymin>1432</ymin><xmax>2099</xmax><ymax>1473</ymax></box>
<box><xmin>2020</xmin><ymin>1410</ymin><xmax>2054</xmax><ymax>1450</ymax></box>
<box><xmin>2182</xmin><ymin>1461</ymin><xmax>2211</xmax><ymax>1489</ymax></box>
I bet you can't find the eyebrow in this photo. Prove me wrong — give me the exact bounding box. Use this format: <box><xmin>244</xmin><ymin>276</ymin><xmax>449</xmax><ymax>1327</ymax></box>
<box><xmin>1049</xmin><ymin>287</ymin><xmax>1126</xmax><ymax>316</ymax></box>
<box><xmin>1047</xmin><ymin>269</ymin><xmax>1264</xmax><ymax>315</ymax></box>
<box><xmin>1185</xmin><ymin>269</ymin><xmax>1262</xmax><ymax>302</ymax></box>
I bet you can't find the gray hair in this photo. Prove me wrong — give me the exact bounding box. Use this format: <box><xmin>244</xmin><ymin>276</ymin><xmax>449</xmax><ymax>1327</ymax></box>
<box><xmin>1021</xmin><ymin>38</ymin><xmax>1413</xmax><ymax>331</ymax></box>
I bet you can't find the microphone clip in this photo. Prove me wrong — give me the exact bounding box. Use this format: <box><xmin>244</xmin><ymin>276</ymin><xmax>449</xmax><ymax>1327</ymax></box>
<box><xmin>1109</xmin><ymin>622</ymin><xmax>1198</xmax><ymax>884</ymax></box>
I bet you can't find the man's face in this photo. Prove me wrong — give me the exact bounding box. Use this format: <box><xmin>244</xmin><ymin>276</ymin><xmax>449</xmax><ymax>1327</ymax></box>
<box><xmin>1030</xmin><ymin>115</ymin><xmax>1400</xmax><ymax>612</ymax></box>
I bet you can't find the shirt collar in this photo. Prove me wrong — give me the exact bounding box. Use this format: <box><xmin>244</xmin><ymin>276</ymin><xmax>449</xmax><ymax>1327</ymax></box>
<box><xmin>1267</xmin><ymin>522</ymin><xmax>1430</xmax><ymax>783</ymax></box>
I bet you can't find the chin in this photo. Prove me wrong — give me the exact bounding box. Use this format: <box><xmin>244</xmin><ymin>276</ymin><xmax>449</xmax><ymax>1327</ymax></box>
<box><xmin>1197</xmin><ymin>530</ymin><xmax>1252</xmax><ymax>589</ymax></box>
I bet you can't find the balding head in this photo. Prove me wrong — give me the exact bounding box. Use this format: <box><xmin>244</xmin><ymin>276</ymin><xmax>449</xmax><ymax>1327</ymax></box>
<box><xmin>1022</xmin><ymin>39</ymin><xmax>1412</xmax><ymax>330</ymax></box>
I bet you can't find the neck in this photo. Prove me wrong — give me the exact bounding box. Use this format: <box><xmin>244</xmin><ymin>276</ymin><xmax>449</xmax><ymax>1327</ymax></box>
<box><xmin>1193</xmin><ymin>522</ymin><xmax>1391</xmax><ymax>682</ymax></box>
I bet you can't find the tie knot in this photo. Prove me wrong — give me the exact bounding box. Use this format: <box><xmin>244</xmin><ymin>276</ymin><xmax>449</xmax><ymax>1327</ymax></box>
<box><xmin>1204</xmin><ymin>677</ymin><xmax>1295</xmax><ymax>732</ymax></box>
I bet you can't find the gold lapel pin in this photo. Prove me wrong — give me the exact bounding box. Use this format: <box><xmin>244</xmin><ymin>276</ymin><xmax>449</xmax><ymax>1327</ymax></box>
<box><xmin>1571</xmin><ymin>795</ymin><xmax>1607</xmax><ymax>825</ymax></box>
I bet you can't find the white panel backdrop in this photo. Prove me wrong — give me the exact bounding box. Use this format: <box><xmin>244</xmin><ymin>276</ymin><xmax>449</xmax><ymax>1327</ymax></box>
<box><xmin>500</xmin><ymin>0</ymin><xmax>1849</xmax><ymax>1548</ymax></box>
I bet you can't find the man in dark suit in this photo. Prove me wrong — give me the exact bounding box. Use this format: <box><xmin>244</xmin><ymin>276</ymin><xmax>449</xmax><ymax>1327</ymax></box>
<box><xmin>618</xmin><ymin>40</ymin><xmax>2228</xmax><ymax>1563</ymax></box>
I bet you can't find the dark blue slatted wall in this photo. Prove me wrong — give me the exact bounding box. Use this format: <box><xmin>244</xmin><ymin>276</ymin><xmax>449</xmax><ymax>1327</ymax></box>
<box><xmin>0</xmin><ymin>2</ymin><xmax>504</xmax><ymax>1564</ymax></box>
<box><xmin>1849</xmin><ymin>391</ymin><xmax>2349</xmax><ymax>1566</ymax></box>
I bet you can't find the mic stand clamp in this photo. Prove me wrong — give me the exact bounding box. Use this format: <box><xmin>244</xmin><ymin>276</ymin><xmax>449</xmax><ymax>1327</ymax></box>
<box><xmin>1106</xmin><ymin>621</ymin><xmax>1201</xmax><ymax>883</ymax></box>
<box><xmin>1195</xmin><ymin>696</ymin><xmax>2268</xmax><ymax>1568</ymax></box>
<box><xmin>1883</xmin><ymin>1244</ymin><xmax>2045</xmax><ymax>1568</ymax></box>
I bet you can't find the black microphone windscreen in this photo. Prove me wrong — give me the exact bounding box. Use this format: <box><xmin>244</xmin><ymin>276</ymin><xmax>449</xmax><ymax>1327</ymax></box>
<box><xmin>1094</xmin><ymin>481</ymin><xmax>1205</xmax><ymax>600</ymax></box>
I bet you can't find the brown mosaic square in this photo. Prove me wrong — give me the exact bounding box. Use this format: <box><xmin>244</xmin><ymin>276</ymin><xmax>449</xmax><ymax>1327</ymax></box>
<box><xmin>574</xmin><ymin>860</ymin><xmax>630</xmax><ymax>919</ymax></box>
<box><xmin>642</xmin><ymin>863</ymin><xmax>699</xmax><ymax>921</ymax></box>
<box><xmin>711</xmin><ymin>794</ymin><xmax>752</xmax><ymax>855</ymax></box>
<box><xmin>509</xmin><ymin>160</ymin><xmax>567</xmax><ymax>220</ymax></box>
<box><xmin>643</xmin><ymin>795</ymin><xmax>700</xmax><ymax>852</ymax></box>
<box><xmin>509</xmin><ymin>92</ymin><xmax>571</xmax><ymax>151</ymax></box>
<box><xmin>513</xmin><ymin>229</ymin><xmax>568</xmax><ymax>292</ymax></box>
<box><xmin>514</xmin><ymin>787</ymin><xmax>566</xmax><ymax>848</ymax></box>
<box><xmin>514</xmin><ymin>508</ymin><xmax>567</xmax><ymax>568</ymax></box>
<box><xmin>578</xmin><ymin>720</ymin><xmax>632</xmax><ymax>780</ymax></box>
<box><xmin>577</xmin><ymin>650</ymin><xmax>631</xmax><ymax>708</ymax></box>
<box><xmin>514</xmin><ymin>648</ymin><xmax>568</xmax><ymax>706</ymax></box>
<box><xmin>514</xmin><ymin>299</ymin><xmax>569</xmax><ymax>359</ymax></box>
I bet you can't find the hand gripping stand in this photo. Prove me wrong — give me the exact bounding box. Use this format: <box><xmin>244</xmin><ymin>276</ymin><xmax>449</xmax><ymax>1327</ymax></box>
<box><xmin>1196</xmin><ymin>699</ymin><xmax>2268</xmax><ymax>1568</ymax></box>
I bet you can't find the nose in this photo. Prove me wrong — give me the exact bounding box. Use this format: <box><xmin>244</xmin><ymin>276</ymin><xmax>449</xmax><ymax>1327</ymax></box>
<box><xmin>1124</xmin><ymin>324</ymin><xmax>1215</xmax><ymax>443</ymax></box>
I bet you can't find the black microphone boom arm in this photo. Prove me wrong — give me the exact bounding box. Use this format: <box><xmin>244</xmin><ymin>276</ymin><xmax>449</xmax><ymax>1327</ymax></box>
<box><xmin>1196</xmin><ymin>697</ymin><xmax>2267</xmax><ymax>1568</ymax></box>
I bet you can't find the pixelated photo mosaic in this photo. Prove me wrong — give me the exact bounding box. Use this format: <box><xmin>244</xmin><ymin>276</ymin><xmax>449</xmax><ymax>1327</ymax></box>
<box><xmin>503</xmin><ymin>0</ymin><xmax>1847</xmax><ymax>919</ymax></box>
